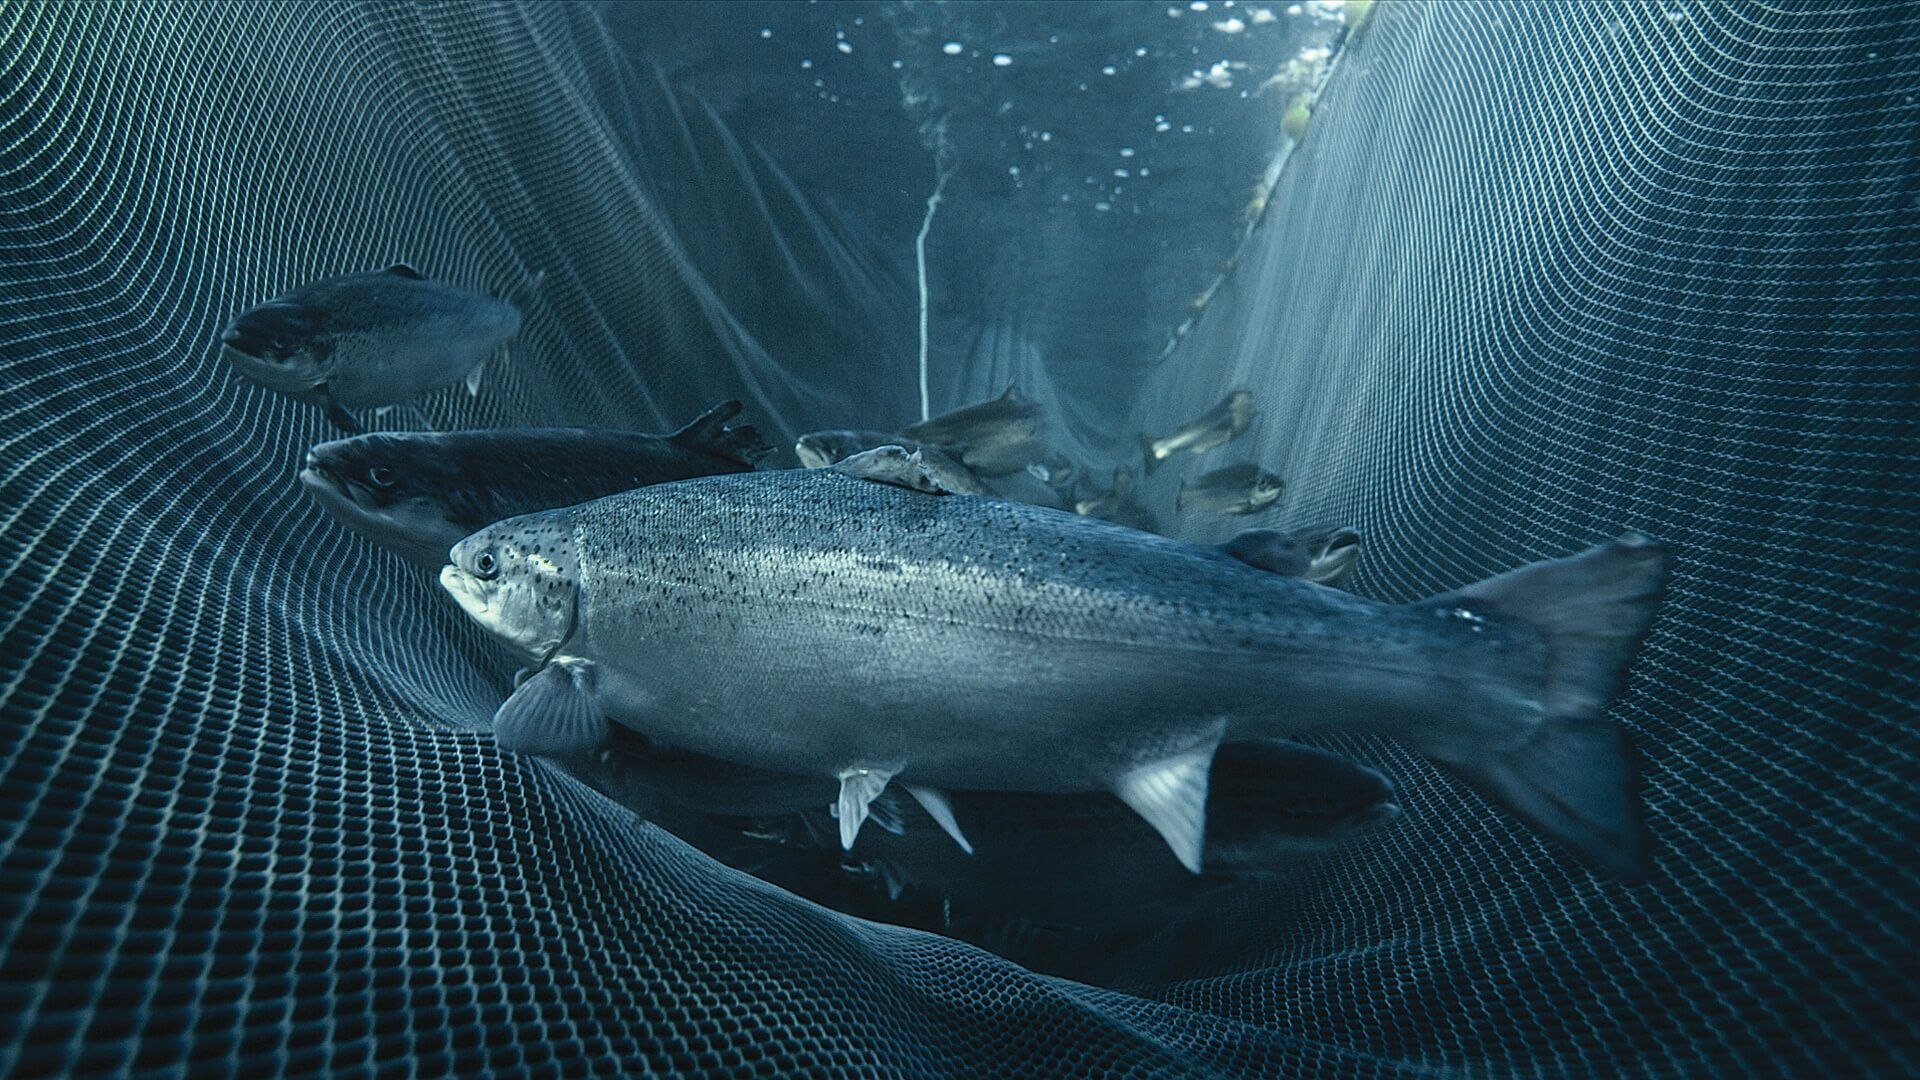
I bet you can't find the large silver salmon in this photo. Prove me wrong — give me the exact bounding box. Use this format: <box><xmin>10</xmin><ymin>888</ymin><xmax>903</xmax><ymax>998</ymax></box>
<box><xmin>440</xmin><ymin>455</ymin><xmax>1666</xmax><ymax>878</ymax></box>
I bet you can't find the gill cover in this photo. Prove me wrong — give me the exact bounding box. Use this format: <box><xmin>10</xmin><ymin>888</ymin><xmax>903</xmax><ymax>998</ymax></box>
<box><xmin>441</xmin><ymin>513</ymin><xmax>580</xmax><ymax>660</ymax></box>
<box><xmin>219</xmin><ymin>300</ymin><xmax>332</xmax><ymax>394</ymax></box>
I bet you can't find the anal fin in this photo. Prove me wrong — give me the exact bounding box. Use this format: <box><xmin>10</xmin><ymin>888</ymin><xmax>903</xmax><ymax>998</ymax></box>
<box><xmin>904</xmin><ymin>785</ymin><xmax>974</xmax><ymax>855</ymax></box>
<box><xmin>1111</xmin><ymin>722</ymin><xmax>1225</xmax><ymax>874</ymax></box>
<box><xmin>835</xmin><ymin>765</ymin><xmax>896</xmax><ymax>850</ymax></box>
<box><xmin>493</xmin><ymin>659</ymin><xmax>608</xmax><ymax>757</ymax></box>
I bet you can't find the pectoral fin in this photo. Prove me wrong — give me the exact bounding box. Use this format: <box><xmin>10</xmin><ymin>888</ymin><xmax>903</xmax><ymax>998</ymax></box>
<box><xmin>867</xmin><ymin>791</ymin><xmax>907</xmax><ymax>836</ymax></box>
<box><xmin>837</xmin><ymin>789</ymin><xmax>907</xmax><ymax>836</ymax></box>
<box><xmin>464</xmin><ymin>358</ymin><xmax>485</xmax><ymax>396</ymax></box>
<box><xmin>832</xmin><ymin>446</ymin><xmax>962</xmax><ymax>495</ymax></box>
<box><xmin>835</xmin><ymin>765</ymin><xmax>896</xmax><ymax>850</ymax></box>
<box><xmin>1111</xmin><ymin>723</ymin><xmax>1225</xmax><ymax>874</ymax></box>
<box><xmin>905</xmin><ymin>785</ymin><xmax>974</xmax><ymax>855</ymax></box>
<box><xmin>875</xmin><ymin>860</ymin><xmax>906</xmax><ymax>901</ymax></box>
<box><xmin>318</xmin><ymin>386</ymin><xmax>361</xmax><ymax>434</ymax></box>
<box><xmin>492</xmin><ymin>659</ymin><xmax>608</xmax><ymax>757</ymax></box>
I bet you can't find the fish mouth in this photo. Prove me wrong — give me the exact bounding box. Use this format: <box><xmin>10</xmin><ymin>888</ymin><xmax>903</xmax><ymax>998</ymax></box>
<box><xmin>439</xmin><ymin>563</ymin><xmax>486</xmax><ymax>619</ymax></box>
<box><xmin>222</xmin><ymin>341</ymin><xmax>320</xmax><ymax>396</ymax></box>
<box><xmin>1321</xmin><ymin>530</ymin><xmax>1361</xmax><ymax>554</ymax></box>
<box><xmin>794</xmin><ymin>440</ymin><xmax>834</xmax><ymax>469</ymax></box>
<box><xmin>1344</xmin><ymin>799</ymin><xmax>1402</xmax><ymax>833</ymax></box>
<box><xmin>298</xmin><ymin>459</ymin><xmax>368</xmax><ymax>510</ymax></box>
<box><xmin>1265</xmin><ymin>794</ymin><xmax>1401</xmax><ymax>840</ymax></box>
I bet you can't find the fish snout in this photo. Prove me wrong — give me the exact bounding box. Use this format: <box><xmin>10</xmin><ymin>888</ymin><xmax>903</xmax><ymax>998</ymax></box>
<box><xmin>439</xmin><ymin>563</ymin><xmax>485</xmax><ymax>616</ymax></box>
<box><xmin>794</xmin><ymin>439</ymin><xmax>830</xmax><ymax>469</ymax></box>
<box><xmin>297</xmin><ymin>461</ymin><xmax>358</xmax><ymax>510</ymax></box>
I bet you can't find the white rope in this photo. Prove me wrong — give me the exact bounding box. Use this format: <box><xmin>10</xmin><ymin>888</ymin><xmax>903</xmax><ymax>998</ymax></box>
<box><xmin>915</xmin><ymin>167</ymin><xmax>952</xmax><ymax>422</ymax></box>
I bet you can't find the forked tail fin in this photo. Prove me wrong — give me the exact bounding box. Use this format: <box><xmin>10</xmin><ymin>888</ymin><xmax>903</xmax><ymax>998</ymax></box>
<box><xmin>670</xmin><ymin>399</ymin><xmax>775</xmax><ymax>467</ymax></box>
<box><xmin>1429</xmin><ymin>533</ymin><xmax>1670</xmax><ymax>880</ymax></box>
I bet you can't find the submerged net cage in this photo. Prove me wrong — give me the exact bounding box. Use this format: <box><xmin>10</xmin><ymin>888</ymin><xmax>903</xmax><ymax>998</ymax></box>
<box><xmin>2</xmin><ymin>0</ymin><xmax>1915</xmax><ymax>1075</ymax></box>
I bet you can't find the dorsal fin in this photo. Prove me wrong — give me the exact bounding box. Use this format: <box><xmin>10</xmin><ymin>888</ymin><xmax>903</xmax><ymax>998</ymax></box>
<box><xmin>384</xmin><ymin>263</ymin><xmax>425</xmax><ymax>280</ymax></box>
<box><xmin>832</xmin><ymin>446</ymin><xmax>962</xmax><ymax>495</ymax></box>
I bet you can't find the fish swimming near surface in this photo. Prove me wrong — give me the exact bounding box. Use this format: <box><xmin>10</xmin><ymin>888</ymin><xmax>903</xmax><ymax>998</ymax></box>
<box><xmin>947</xmin><ymin>433</ymin><xmax>1049</xmax><ymax>478</ymax></box>
<box><xmin>794</xmin><ymin>433</ymin><xmax>991</xmax><ymax>494</ymax></box>
<box><xmin>795</xmin><ymin>429</ymin><xmax>925</xmax><ymax>469</ymax></box>
<box><xmin>802</xmin><ymin>390</ymin><xmax>1047</xmax><ymax>479</ymax></box>
<box><xmin>1073</xmin><ymin>468</ymin><xmax>1159</xmax><ymax>534</ymax></box>
<box><xmin>901</xmin><ymin>385</ymin><xmax>1041</xmax><ymax>449</ymax></box>
<box><xmin>440</xmin><ymin>455</ymin><xmax>1668</xmax><ymax>879</ymax></box>
<box><xmin>1141</xmin><ymin>390</ymin><xmax>1255</xmax><ymax>473</ymax></box>
<box><xmin>300</xmin><ymin>400</ymin><xmax>769</xmax><ymax>567</ymax></box>
<box><xmin>221</xmin><ymin>263</ymin><xmax>526</xmax><ymax>433</ymax></box>
<box><xmin>1177</xmin><ymin>463</ymin><xmax>1286</xmax><ymax>515</ymax></box>
<box><xmin>816</xmin><ymin>739</ymin><xmax>1400</xmax><ymax>926</ymax></box>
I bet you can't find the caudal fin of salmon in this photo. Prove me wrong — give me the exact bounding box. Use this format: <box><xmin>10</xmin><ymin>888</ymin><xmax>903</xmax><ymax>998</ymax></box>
<box><xmin>1427</xmin><ymin>533</ymin><xmax>1670</xmax><ymax>880</ymax></box>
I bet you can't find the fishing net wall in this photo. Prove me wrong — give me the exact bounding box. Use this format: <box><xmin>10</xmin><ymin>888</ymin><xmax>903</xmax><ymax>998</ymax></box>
<box><xmin>1</xmin><ymin>0</ymin><xmax>1914</xmax><ymax>1076</ymax></box>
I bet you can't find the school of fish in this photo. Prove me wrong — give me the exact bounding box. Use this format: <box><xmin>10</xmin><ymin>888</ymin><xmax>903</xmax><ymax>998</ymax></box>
<box><xmin>222</xmin><ymin>265</ymin><xmax>1671</xmax><ymax>942</ymax></box>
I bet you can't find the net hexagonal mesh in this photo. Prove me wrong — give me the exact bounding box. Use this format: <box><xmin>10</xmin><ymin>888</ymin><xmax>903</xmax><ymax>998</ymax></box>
<box><xmin>2</xmin><ymin>1</ymin><xmax>1915</xmax><ymax>1076</ymax></box>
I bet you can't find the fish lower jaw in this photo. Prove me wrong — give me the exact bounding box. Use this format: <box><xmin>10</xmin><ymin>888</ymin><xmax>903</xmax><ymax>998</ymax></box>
<box><xmin>297</xmin><ymin>465</ymin><xmax>373</xmax><ymax>509</ymax></box>
<box><xmin>438</xmin><ymin>565</ymin><xmax>493</xmax><ymax>622</ymax></box>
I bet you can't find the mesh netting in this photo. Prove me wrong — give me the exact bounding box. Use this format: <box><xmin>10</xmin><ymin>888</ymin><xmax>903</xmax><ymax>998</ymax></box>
<box><xmin>2</xmin><ymin>0</ymin><xmax>1916</xmax><ymax>1076</ymax></box>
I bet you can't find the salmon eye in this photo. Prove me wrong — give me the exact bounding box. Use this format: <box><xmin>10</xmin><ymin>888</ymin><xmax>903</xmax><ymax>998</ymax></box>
<box><xmin>474</xmin><ymin>551</ymin><xmax>498</xmax><ymax>579</ymax></box>
<box><xmin>367</xmin><ymin>466</ymin><xmax>396</xmax><ymax>488</ymax></box>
